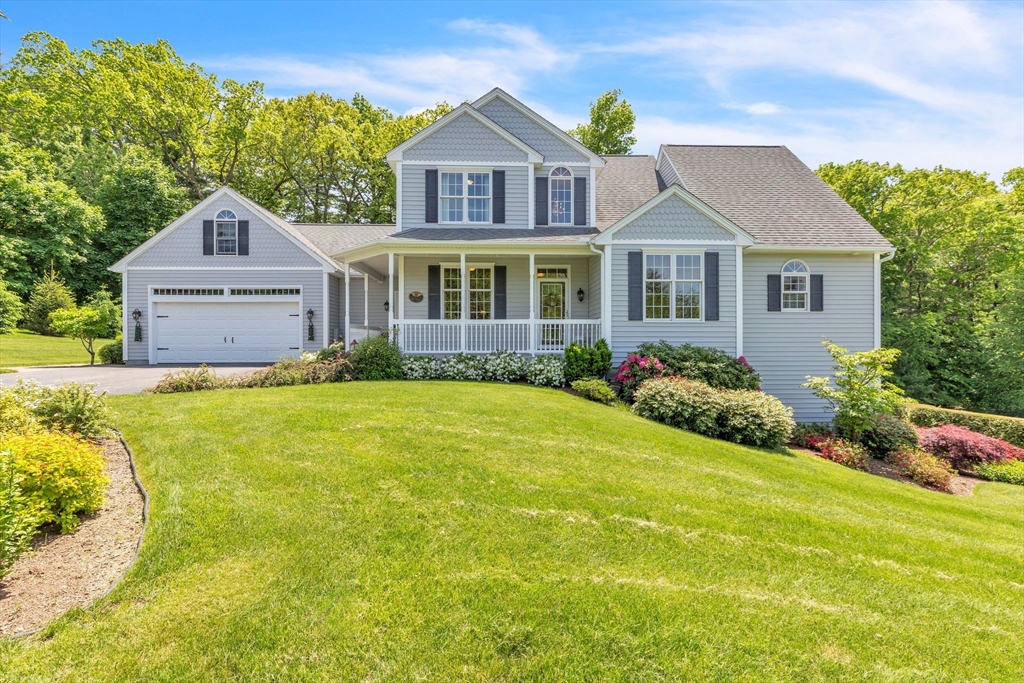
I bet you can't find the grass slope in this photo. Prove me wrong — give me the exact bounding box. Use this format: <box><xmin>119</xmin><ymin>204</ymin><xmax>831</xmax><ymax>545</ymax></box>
<box><xmin>1</xmin><ymin>383</ymin><xmax>1020</xmax><ymax>681</ymax></box>
<box><xmin>0</xmin><ymin>329</ymin><xmax>113</xmax><ymax>371</ymax></box>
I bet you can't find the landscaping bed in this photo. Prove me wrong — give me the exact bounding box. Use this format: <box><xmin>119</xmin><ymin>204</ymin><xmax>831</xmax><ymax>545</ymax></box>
<box><xmin>0</xmin><ymin>437</ymin><xmax>144</xmax><ymax>635</ymax></box>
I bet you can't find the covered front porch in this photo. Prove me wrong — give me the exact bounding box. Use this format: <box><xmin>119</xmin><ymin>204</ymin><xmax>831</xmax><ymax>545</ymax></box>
<box><xmin>339</xmin><ymin>243</ymin><xmax>607</xmax><ymax>354</ymax></box>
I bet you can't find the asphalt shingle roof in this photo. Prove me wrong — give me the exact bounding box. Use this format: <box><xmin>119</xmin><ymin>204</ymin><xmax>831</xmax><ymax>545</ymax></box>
<box><xmin>660</xmin><ymin>145</ymin><xmax>892</xmax><ymax>248</ymax></box>
<box><xmin>290</xmin><ymin>223</ymin><xmax>396</xmax><ymax>257</ymax></box>
<box><xmin>595</xmin><ymin>155</ymin><xmax>662</xmax><ymax>231</ymax></box>
<box><xmin>388</xmin><ymin>227</ymin><xmax>598</xmax><ymax>243</ymax></box>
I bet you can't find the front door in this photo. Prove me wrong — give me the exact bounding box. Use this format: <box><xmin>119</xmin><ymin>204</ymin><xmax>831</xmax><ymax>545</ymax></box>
<box><xmin>539</xmin><ymin>281</ymin><xmax>566</xmax><ymax>348</ymax></box>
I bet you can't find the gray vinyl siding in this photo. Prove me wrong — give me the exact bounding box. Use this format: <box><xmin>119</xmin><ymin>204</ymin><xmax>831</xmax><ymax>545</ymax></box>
<box><xmin>608</xmin><ymin>244</ymin><xmax>737</xmax><ymax>363</ymax></box>
<box><xmin>588</xmin><ymin>255</ymin><xmax>602</xmax><ymax>320</ymax></box>
<box><xmin>399</xmin><ymin>255</ymin><xmax>599</xmax><ymax>321</ymax></box>
<box><xmin>657</xmin><ymin>154</ymin><xmax>682</xmax><ymax>187</ymax></box>
<box><xmin>478</xmin><ymin>98</ymin><xmax>590</xmax><ymax>163</ymax></box>
<box><xmin>130</xmin><ymin>194</ymin><xmax>321</xmax><ymax>269</ymax></box>
<box><xmin>401</xmin><ymin>164</ymin><xmax>529</xmax><ymax>230</ymax></box>
<box><xmin>342</xmin><ymin>275</ymin><xmax>390</xmax><ymax>330</ymax></box>
<box><xmin>743</xmin><ymin>252</ymin><xmax>876</xmax><ymax>423</ymax></box>
<box><xmin>538</xmin><ymin>165</ymin><xmax>593</xmax><ymax>227</ymax></box>
<box><xmin>329</xmin><ymin>275</ymin><xmax>341</xmax><ymax>342</ymax></box>
<box><xmin>404</xmin><ymin>112</ymin><xmax>528</xmax><ymax>163</ymax></box>
<box><xmin>123</xmin><ymin>268</ymin><xmax>324</xmax><ymax>362</ymax></box>
<box><xmin>611</xmin><ymin>195</ymin><xmax>735</xmax><ymax>241</ymax></box>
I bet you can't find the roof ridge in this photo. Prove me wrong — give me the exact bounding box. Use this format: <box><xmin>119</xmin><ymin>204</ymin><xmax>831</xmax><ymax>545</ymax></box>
<box><xmin>662</xmin><ymin>144</ymin><xmax>786</xmax><ymax>148</ymax></box>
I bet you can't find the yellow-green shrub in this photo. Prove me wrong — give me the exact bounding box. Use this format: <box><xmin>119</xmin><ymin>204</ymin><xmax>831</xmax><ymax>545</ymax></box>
<box><xmin>0</xmin><ymin>390</ymin><xmax>40</xmax><ymax>437</ymax></box>
<box><xmin>1</xmin><ymin>432</ymin><xmax>108</xmax><ymax>533</ymax></box>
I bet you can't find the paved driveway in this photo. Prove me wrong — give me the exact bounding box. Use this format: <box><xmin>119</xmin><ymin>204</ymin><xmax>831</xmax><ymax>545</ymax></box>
<box><xmin>0</xmin><ymin>364</ymin><xmax>269</xmax><ymax>395</ymax></box>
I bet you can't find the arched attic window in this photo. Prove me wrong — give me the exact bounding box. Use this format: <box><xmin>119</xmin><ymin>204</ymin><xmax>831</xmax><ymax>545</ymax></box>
<box><xmin>781</xmin><ymin>260</ymin><xmax>809</xmax><ymax>311</ymax></box>
<box><xmin>216</xmin><ymin>209</ymin><xmax>237</xmax><ymax>255</ymax></box>
<box><xmin>549</xmin><ymin>167</ymin><xmax>572</xmax><ymax>225</ymax></box>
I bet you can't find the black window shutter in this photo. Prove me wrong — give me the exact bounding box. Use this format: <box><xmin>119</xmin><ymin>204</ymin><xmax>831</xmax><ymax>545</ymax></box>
<box><xmin>425</xmin><ymin>169</ymin><xmax>438</xmax><ymax>224</ymax></box>
<box><xmin>574</xmin><ymin>176</ymin><xmax>587</xmax><ymax>226</ymax></box>
<box><xmin>237</xmin><ymin>220</ymin><xmax>249</xmax><ymax>256</ymax></box>
<box><xmin>767</xmin><ymin>274</ymin><xmax>782</xmax><ymax>311</ymax></box>
<box><xmin>494</xmin><ymin>265</ymin><xmax>507</xmax><ymax>319</ymax></box>
<box><xmin>427</xmin><ymin>265</ymin><xmax>441</xmax><ymax>319</ymax></box>
<box><xmin>203</xmin><ymin>220</ymin><xmax>214</xmax><ymax>255</ymax></box>
<box><xmin>810</xmin><ymin>274</ymin><xmax>824</xmax><ymax>311</ymax></box>
<box><xmin>493</xmin><ymin>171</ymin><xmax>505</xmax><ymax>224</ymax></box>
<box><xmin>535</xmin><ymin>176</ymin><xmax>548</xmax><ymax>226</ymax></box>
<box><xmin>705</xmin><ymin>252</ymin><xmax>719</xmax><ymax>321</ymax></box>
<box><xmin>628</xmin><ymin>251</ymin><xmax>643</xmax><ymax>321</ymax></box>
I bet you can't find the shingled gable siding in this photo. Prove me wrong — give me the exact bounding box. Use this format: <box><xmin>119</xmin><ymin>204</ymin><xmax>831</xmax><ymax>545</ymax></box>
<box><xmin>611</xmin><ymin>195</ymin><xmax>736</xmax><ymax>241</ymax></box>
<box><xmin>129</xmin><ymin>195</ymin><xmax>322</xmax><ymax>269</ymax></box>
<box><xmin>398</xmin><ymin>255</ymin><xmax>599</xmax><ymax>321</ymax></box>
<box><xmin>403</xmin><ymin>113</ymin><xmax>529</xmax><ymax>163</ymax></box>
<box><xmin>608</xmin><ymin>244</ymin><xmax>737</xmax><ymax>364</ymax></box>
<box><xmin>477</xmin><ymin>97</ymin><xmax>590</xmax><ymax>163</ymax></box>
<box><xmin>743</xmin><ymin>253</ymin><xmax>875</xmax><ymax>423</ymax></box>
<box><xmin>123</xmin><ymin>269</ymin><xmax>325</xmax><ymax>362</ymax></box>
<box><xmin>401</xmin><ymin>165</ymin><xmax>529</xmax><ymax>230</ymax></box>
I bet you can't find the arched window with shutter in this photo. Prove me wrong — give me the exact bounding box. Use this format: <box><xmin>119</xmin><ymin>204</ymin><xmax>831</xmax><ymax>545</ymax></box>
<box><xmin>549</xmin><ymin>167</ymin><xmax>572</xmax><ymax>225</ymax></box>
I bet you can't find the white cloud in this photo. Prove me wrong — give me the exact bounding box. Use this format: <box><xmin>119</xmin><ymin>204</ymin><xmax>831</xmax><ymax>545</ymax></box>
<box><xmin>725</xmin><ymin>102</ymin><xmax>784</xmax><ymax>116</ymax></box>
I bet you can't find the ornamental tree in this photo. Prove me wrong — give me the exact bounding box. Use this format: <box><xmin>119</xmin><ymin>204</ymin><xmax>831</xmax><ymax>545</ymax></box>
<box><xmin>48</xmin><ymin>305</ymin><xmax>118</xmax><ymax>365</ymax></box>
<box><xmin>803</xmin><ymin>340</ymin><xmax>904</xmax><ymax>443</ymax></box>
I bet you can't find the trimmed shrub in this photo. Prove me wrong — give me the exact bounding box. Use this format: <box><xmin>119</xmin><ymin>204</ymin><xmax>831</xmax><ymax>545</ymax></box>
<box><xmin>32</xmin><ymin>382</ymin><xmax>111</xmax><ymax>437</ymax></box>
<box><xmin>526</xmin><ymin>354</ymin><xmax>565</xmax><ymax>387</ymax></box>
<box><xmin>98</xmin><ymin>339</ymin><xmax>124</xmax><ymax>364</ymax></box>
<box><xmin>564</xmin><ymin>339</ymin><xmax>613</xmax><ymax>383</ymax></box>
<box><xmin>24</xmin><ymin>270</ymin><xmax>74</xmax><ymax>336</ymax></box>
<box><xmin>860</xmin><ymin>414</ymin><xmax>918</xmax><ymax>457</ymax></box>
<box><xmin>632</xmin><ymin>377</ymin><xmax>794</xmax><ymax>449</ymax></box>
<box><xmin>439</xmin><ymin>353</ymin><xmax>486</xmax><ymax>381</ymax></box>
<box><xmin>887</xmin><ymin>446</ymin><xmax>956</xmax><ymax>492</ymax></box>
<box><xmin>806</xmin><ymin>437</ymin><xmax>869</xmax><ymax>471</ymax></box>
<box><xmin>906</xmin><ymin>404</ymin><xmax>1024</xmax><ymax>448</ymax></box>
<box><xmin>917</xmin><ymin>425</ymin><xmax>1024</xmax><ymax>472</ymax></box>
<box><xmin>636</xmin><ymin>341</ymin><xmax>761</xmax><ymax>390</ymax></box>
<box><xmin>403</xmin><ymin>355</ymin><xmax>441</xmax><ymax>380</ymax></box>
<box><xmin>2</xmin><ymin>432</ymin><xmax>108</xmax><ymax>533</ymax></box>
<box><xmin>974</xmin><ymin>461</ymin><xmax>1024</xmax><ymax>486</ymax></box>
<box><xmin>0</xmin><ymin>278</ymin><xmax>22</xmax><ymax>335</ymax></box>
<box><xmin>482</xmin><ymin>350</ymin><xmax>527</xmax><ymax>383</ymax></box>
<box><xmin>151</xmin><ymin>365</ymin><xmax>227</xmax><ymax>393</ymax></box>
<box><xmin>571</xmin><ymin>379</ymin><xmax>616</xmax><ymax>405</ymax></box>
<box><xmin>791</xmin><ymin>422</ymin><xmax>834</xmax><ymax>448</ymax></box>
<box><xmin>615</xmin><ymin>355</ymin><xmax>664</xmax><ymax>403</ymax></box>
<box><xmin>350</xmin><ymin>334</ymin><xmax>403</xmax><ymax>381</ymax></box>
<box><xmin>1</xmin><ymin>447</ymin><xmax>36</xmax><ymax>578</ymax></box>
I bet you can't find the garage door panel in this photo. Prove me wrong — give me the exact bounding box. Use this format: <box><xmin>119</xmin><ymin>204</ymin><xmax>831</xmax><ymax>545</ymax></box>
<box><xmin>154</xmin><ymin>301</ymin><xmax>301</xmax><ymax>363</ymax></box>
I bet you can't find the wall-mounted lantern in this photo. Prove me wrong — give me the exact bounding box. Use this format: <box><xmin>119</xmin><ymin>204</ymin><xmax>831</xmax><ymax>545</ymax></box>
<box><xmin>577</xmin><ymin>287</ymin><xmax>585</xmax><ymax>303</ymax></box>
<box><xmin>306</xmin><ymin>308</ymin><xmax>315</xmax><ymax>341</ymax></box>
<box><xmin>132</xmin><ymin>309</ymin><xmax>142</xmax><ymax>342</ymax></box>
<box><xmin>383</xmin><ymin>300</ymin><xmax>390</xmax><ymax>313</ymax></box>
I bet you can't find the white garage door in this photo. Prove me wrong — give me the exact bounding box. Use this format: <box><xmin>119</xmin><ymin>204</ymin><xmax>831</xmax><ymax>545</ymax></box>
<box><xmin>153</xmin><ymin>301</ymin><xmax>302</xmax><ymax>363</ymax></box>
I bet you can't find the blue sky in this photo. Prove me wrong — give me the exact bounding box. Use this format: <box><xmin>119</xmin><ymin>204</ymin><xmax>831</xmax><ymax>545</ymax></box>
<box><xmin>1</xmin><ymin>0</ymin><xmax>1022</xmax><ymax>178</ymax></box>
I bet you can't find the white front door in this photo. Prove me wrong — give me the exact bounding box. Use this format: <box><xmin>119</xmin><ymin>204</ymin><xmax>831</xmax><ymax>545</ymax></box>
<box><xmin>153</xmin><ymin>301</ymin><xmax>302</xmax><ymax>363</ymax></box>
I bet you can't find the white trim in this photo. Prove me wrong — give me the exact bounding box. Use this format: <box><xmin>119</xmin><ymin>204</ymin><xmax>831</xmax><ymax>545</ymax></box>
<box><xmin>121</xmin><ymin>271</ymin><xmax>129</xmax><ymax>361</ymax></box>
<box><xmin>333</xmin><ymin>240</ymin><xmax>595</xmax><ymax>263</ymax></box>
<box><xmin>534</xmin><ymin>263</ymin><xmax>573</xmax><ymax>320</ymax></box>
<box><xmin>593</xmin><ymin>184</ymin><xmax>756</xmax><ymax>246</ymax></box>
<box><xmin>605</xmin><ymin>239</ymin><xmax>737</xmax><ymax>245</ymax></box>
<box><xmin>873</xmin><ymin>253</ymin><xmax>881</xmax><ymax>348</ymax></box>
<box><xmin>589</xmin><ymin>167</ymin><xmax>596</xmax><ymax>228</ymax></box>
<box><xmin>780</xmin><ymin>259</ymin><xmax>810</xmax><ymax>312</ymax></box>
<box><xmin>655</xmin><ymin>147</ymin><xmax>685</xmax><ymax>190</ymax></box>
<box><xmin>125</xmin><ymin>266</ymin><xmax>326</xmax><ymax>271</ymax></box>
<box><xmin>213</xmin><ymin>208</ymin><xmax>238</xmax><ymax>256</ymax></box>
<box><xmin>471</xmin><ymin>88</ymin><xmax>606</xmax><ymax>167</ymax></box>
<box><xmin>641</xmin><ymin>250</ymin><xmax>706</xmax><ymax>323</ymax></box>
<box><xmin>602</xmin><ymin>244</ymin><xmax>612</xmax><ymax>349</ymax></box>
<box><xmin>398</xmin><ymin>254</ymin><xmax>405</xmax><ymax>320</ymax></box>
<box><xmin>528</xmin><ymin>164</ymin><xmax>535</xmax><ymax>229</ymax></box>
<box><xmin>528</xmin><ymin>253</ymin><xmax>536</xmax><ymax>353</ymax></box>
<box><xmin>322</xmin><ymin>272</ymin><xmax>329</xmax><ymax>348</ymax></box>
<box><xmin>438</xmin><ymin>168</ymin><xmax>494</xmax><ymax>225</ymax></box>
<box><xmin>388</xmin><ymin>252</ymin><xmax>395</xmax><ymax>331</ymax></box>
<box><xmin>548</xmin><ymin>167</ymin><xmax>574</xmax><ymax>226</ymax></box>
<box><xmin>395</xmin><ymin>161</ymin><xmax>403</xmax><ymax>231</ymax></box>
<box><xmin>386</xmin><ymin>104</ymin><xmax>543</xmax><ymax>165</ymax></box>
<box><xmin>747</xmin><ymin>245</ymin><xmax>893</xmax><ymax>253</ymax></box>
<box><xmin>344</xmin><ymin>263</ymin><xmax>351</xmax><ymax>349</ymax></box>
<box><xmin>403</xmin><ymin>160</ymin><xmax>531</xmax><ymax>167</ymax></box>
<box><xmin>363</xmin><ymin>267</ymin><xmax>369</xmax><ymax>329</ymax></box>
<box><xmin>735</xmin><ymin>245</ymin><xmax>744</xmax><ymax>357</ymax></box>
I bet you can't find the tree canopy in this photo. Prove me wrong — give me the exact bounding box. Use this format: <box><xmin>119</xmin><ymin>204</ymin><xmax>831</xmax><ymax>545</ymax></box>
<box><xmin>567</xmin><ymin>89</ymin><xmax>637</xmax><ymax>155</ymax></box>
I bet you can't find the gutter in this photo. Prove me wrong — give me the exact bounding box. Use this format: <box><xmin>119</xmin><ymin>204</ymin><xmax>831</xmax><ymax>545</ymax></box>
<box><xmin>880</xmin><ymin>249</ymin><xmax>896</xmax><ymax>263</ymax></box>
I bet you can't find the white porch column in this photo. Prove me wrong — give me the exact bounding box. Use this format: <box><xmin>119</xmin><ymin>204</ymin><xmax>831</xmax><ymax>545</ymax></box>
<box><xmin>343</xmin><ymin>262</ymin><xmax>351</xmax><ymax>349</ymax></box>
<box><xmin>322</xmin><ymin>272</ymin><xmax>329</xmax><ymax>348</ymax></box>
<box><xmin>398</xmin><ymin>254</ymin><xmax>405</xmax><ymax>321</ymax></box>
<box><xmin>460</xmin><ymin>252</ymin><xmax>467</xmax><ymax>351</ymax></box>
<box><xmin>735</xmin><ymin>245</ymin><xmax>744</xmax><ymax>357</ymax></box>
<box><xmin>388</xmin><ymin>252</ymin><xmax>395</xmax><ymax>338</ymax></box>
<box><xmin>873</xmin><ymin>252</ymin><xmax>881</xmax><ymax>349</ymax></box>
<box><xmin>602</xmin><ymin>245</ymin><xmax>612</xmax><ymax>351</ymax></box>
<box><xmin>363</xmin><ymin>267</ymin><xmax>369</xmax><ymax>330</ymax></box>
<box><xmin>528</xmin><ymin>253</ymin><xmax>536</xmax><ymax>354</ymax></box>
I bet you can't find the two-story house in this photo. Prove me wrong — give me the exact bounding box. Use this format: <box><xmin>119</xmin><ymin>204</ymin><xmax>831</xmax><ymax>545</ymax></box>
<box><xmin>109</xmin><ymin>88</ymin><xmax>893</xmax><ymax>421</ymax></box>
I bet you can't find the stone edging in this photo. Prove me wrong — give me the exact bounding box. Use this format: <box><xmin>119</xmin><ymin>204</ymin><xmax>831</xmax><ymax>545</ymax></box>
<box><xmin>11</xmin><ymin>430</ymin><xmax>150</xmax><ymax>639</ymax></box>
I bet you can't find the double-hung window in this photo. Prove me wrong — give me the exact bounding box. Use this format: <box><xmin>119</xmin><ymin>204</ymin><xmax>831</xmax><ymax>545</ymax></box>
<box><xmin>215</xmin><ymin>209</ymin><xmax>237</xmax><ymax>255</ymax></box>
<box><xmin>440</xmin><ymin>171</ymin><xmax>491</xmax><ymax>223</ymax></box>
<box><xmin>782</xmin><ymin>260</ymin><xmax>809</xmax><ymax>311</ymax></box>
<box><xmin>442</xmin><ymin>267</ymin><xmax>462</xmax><ymax>319</ymax></box>
<box><xmin>549</xmin><ymin>167</ymin><xmax>572</xmax><ymax>225</ymax></box>
<box><xmin>468</xmin><ymin>267</ymin><xmax>492</xmax><ymax>319</ymax></box>
<box><xmin>644</xmin><ymin>253</ymin><xmax>702</xmax><ymax>320</ymax></box>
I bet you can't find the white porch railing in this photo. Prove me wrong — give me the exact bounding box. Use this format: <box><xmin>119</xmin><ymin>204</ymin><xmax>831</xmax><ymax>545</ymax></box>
<box><xmin>396</xmin><ymin>320</ymin><xmax>601</xmax><ymax>354</ymax></box>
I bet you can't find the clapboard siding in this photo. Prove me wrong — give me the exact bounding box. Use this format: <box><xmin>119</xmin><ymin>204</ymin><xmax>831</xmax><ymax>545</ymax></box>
<box><xmin>656</xmin><ymin>153</ymin><xmax>682</xmax><ymax>187</ymax></box>
<box><xmin>402</xmin><ymin>164</ymin><xmax>529</xmax><ymax>230</ymax></box>
<box><xmin>124</xmin><ymin>268</ymin><xmax>325</xmax><ymax>361</ymax></box>
<box><xmin>328</xmin><ymin>275</ymin><xmax>341</xmax><ymax>343</ymax></box>
<box><xmin>612</xmin><ymin>195</ymin><xmax>735</xmax><ymax>241</ymax></box>
<box><xmin>743</xmin><ymin>253</ymin><xmax>876</xmax><ymax>423</ymax></box>
<box><xmin>609</xmin><ymin>244</ymin><xmax>737</xmax><ymax>363</ymax></box>
<box><xmin>404</xmin><ymin>112</ymin><xmax>528</xmax><ymax>162</ymax></box>
<box><xmin>343</xmin><ymin>274</ymin><xmax>390</xmax><ymax>330</ymax></box>
<box><xmin>588</xmin><ymin>254</ymin><xmax>602</xmax><ymax>320</ymax></box>
<box><xmin>478</xmin><ymin>97</ymin><xmax>590</xmax><ymax>163</ymax></box>
<box><xmin>130</xmin><ymin>194</ymin><xmax>321</xmax><ymax>268</ymax></box>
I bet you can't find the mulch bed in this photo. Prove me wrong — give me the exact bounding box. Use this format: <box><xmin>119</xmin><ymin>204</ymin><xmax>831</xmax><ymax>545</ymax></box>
<box><xmin>0</xmin><ymin>438</ymin><xmax>145</xmax><ymax>636</ymax></box>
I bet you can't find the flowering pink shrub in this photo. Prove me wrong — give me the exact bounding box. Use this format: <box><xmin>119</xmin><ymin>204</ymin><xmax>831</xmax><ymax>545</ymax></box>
<box><xmin>806</xmin><ymin>436</ymin><xmax>869</xmax><ymax>471</ymax></box>
<box><xmin>615</xmin><ymin>355</ymin><xmax>664</xmax><ymax>402</ymax></box>
<box><xmin>917</xmin><ymin>425</ymin><xmax>1024</xmax><ymax>472</ymax></box>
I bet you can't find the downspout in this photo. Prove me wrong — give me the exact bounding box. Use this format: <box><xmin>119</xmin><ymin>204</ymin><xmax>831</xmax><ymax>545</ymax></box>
<box><xmin>588</xmin><ymin>241</ymin><xmax>609</xmax><ymax>350</ymax></box>
<box><xmin>880</xmin><ymin>249</ymin><xmax>896</xmax><ymax>263</ymax></box>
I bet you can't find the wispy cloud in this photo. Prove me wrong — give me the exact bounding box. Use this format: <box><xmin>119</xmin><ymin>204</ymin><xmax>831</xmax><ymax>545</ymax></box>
<box><xmin>724</xmin><ymin>102</ymin><xmax>784</xmax><ymax>116</ymax></box>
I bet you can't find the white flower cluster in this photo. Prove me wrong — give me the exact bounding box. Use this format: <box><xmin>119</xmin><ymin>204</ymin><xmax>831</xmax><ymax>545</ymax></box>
<box><xmin>525</xmin><ymin>354</ymin><xmax>565</xmax><ymax>387</ymax></box>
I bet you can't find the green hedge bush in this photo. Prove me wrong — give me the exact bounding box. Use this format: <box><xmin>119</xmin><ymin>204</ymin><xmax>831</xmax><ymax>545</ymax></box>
<box><xmin>974</xmin><ymin>461</ymin><xmax>1024</xmax><ymax>486</ymax></box>
<box><xmin>571</xmin><ymin>379</ymin><xmax>616</xmax><ymax>405</ymax></box>
<box><xmin>98</xmin><ymin>339</ymin><xmax>123</xmax><ymax>364</ymax></box>
<box><xmin>1</xmin><ymin>380</ymin><xmax>111</xmax><ymax>438</ymax></box>
<box><xmin>906</xmin><ymin>403</ymin><xmax>1024</xmax><ymax>448</ymax></box>
<box><xmin>564</xmin><ymin>339</ymin><xmax>612</xmax><ymax>383</ymax></box>
<box><xmin>350</xmin><ymin>334</ymin><xmax>403</xmax><ymax>381</ymax></box>
<box><xmin>860</xmin><ymin>414</ymin><xmax>918</xmax><ymax>457</ymax></box>
<box><xmin>635</xmin><ymin>341</ymin><xmax>761</xmax><ymax>390</ymax></box>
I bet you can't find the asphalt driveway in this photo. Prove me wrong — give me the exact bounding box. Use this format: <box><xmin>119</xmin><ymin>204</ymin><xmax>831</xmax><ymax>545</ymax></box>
<box><xmin>0</xmin><ymin>364</ymin><xmax>269</xmax><ymax>395</ymax></box>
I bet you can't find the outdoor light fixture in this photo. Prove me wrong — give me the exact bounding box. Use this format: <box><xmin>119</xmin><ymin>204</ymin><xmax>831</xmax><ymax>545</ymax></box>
<box><xmin>577</xmin><ymin>287</ymin><xmax>585</xmax><ymax>303</ymax></box>
<box><xmin>306</xmin><ymin>308</ymin><xmax>315</xmax><ymax>341</ymax></box>
<box><xmin>383</xmin><ymin>300</ymin><xmax>390</xmax><ymax>313</ymax></box>
<box><xmin>132</xmin><ymin>309</ymin><xmax>142</xmax><ymax>342</ymax></box>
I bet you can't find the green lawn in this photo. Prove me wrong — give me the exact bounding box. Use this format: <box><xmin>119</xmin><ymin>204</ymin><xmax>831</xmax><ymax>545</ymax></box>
<box><xmin>0</xmin><ymin>329</ymin><xmax>114</xmax><ymax>371</ymax></box>
<box><xmin>1</xmin><ymin>383</ymin><xmax>1020</xmax><ymax>681</ymax></box>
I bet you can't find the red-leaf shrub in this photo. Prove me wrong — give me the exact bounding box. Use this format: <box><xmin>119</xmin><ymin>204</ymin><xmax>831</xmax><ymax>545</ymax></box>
<box><xmin>917</xmin><ymin>425</ymin><xmax>1024</xmax><ymax>472</ymax></box>
<box><xmin>807</xmin><ymin>437</ymin><xmax>868</xmax><ymax>471</ymax></box>
<box><xmin>615</xmin><ymin>355</ymin><xmax>664</xmax><ymax>403</ymax></box>
<box><xmin>887</xmin><ymin>446</ymin><xmax>956</xmax><ymax>492</ymax></box>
